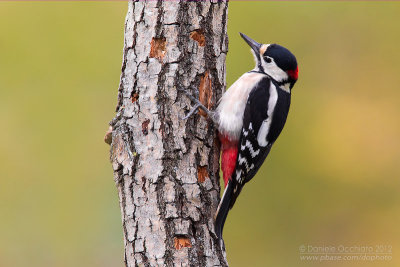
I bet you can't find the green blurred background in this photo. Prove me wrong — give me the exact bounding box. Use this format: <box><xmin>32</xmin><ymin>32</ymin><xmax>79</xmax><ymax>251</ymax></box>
<box><xmin>1</xmin><ymin>2</ymin><xmax>399</xmax><ymax>267</ymax></box>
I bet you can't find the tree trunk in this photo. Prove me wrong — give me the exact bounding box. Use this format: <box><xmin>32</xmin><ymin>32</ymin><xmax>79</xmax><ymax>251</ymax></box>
<box><xmin>108</xmin><ymin>1</ymin><xmax>228</xmax><ymax>266</ymax></box>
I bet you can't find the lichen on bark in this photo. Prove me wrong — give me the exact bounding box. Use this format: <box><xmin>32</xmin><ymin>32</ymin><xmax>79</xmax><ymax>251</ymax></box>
<box><xmin>109</xmin><ymin>1</ymin><xmax>229</xmax><ymax>266</ymax></box>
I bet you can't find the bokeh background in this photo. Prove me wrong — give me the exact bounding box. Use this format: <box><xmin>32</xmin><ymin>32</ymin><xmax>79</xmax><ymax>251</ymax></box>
<box><xmin>1</xmin><ymin>2</ymin><xmax>399</xmax><ymax>267</ymax></box>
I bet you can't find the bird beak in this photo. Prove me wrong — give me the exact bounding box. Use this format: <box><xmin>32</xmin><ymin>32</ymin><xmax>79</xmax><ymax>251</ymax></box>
<box><xmin>240</xmin><ymin>32</ymin><xmax>262</xmax><ymax>54</ymax></box>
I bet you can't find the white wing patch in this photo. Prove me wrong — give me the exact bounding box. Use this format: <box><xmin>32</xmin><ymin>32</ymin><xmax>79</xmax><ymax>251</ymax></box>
<box><xmin>236</xmin><ymin>156</ymin><xmax>255</xmax><ymax>183</ymax></box>
<box><xmin>236</xmin><ymin>122</ymin><xmax>258</xmax><ymax>184</ymax></box>
<box><xmin>236</xmin><ymin>169</ymin><xmax>243</xmax><ymax>183</ymax></box>
<box><xmin>257</xmin><ymin>120</ymin><xmax>270</xmax><ymax>147</ymax></box>
<box><xmin>257</xmin><ymin>82</ymin><xmax>278</xmax><ymax>147</ymax></box>
<box><xmin>240</xmin><ymin>140</ymin><xmax>260</xmax><ymax>158</ymax></box>
<box><xmin>238</xmin><ymin>154</ymin><xmax>249</xmax><ymax>170</ymax></box>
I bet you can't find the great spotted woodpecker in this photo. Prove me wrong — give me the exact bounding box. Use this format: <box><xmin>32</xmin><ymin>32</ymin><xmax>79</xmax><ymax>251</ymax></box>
<box><xmin>181</xmin><ymin>32</ymin><xmax>299</xmax><ymax>240</ymax></box>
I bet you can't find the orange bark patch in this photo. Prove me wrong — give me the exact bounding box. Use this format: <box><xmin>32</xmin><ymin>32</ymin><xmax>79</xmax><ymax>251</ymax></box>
<box><xmin>131</xmin><ymin>92</ymin><xmax>139</xmax><ymax>103</ymax></box>
<box><xmin>174</xmin><ymin>237</ymin><xmax>192</xmax><ymax>250</ymax></box>
<box><xmin>198</xmin><ymin>71</ymin><xmax>213</xmax><ymax>117</ymax></box>
<box><xmin>149</xmin><ymin>37</ymin><xmax>166</xmax><ymax>62</ymax></box>
<box><xmin>190</xmin><ymin>30</ymin><xmax>205</xmax><ymax>47</ymax></box>
<box><xmin>197</xmin><ymin>166</ymin><xmax>209</xmax><ymax>183</ymax></box>
<box><xmin>142</xmin><ymin>119</ymin><xmax>150</xmax><ymax>135</ymax></box>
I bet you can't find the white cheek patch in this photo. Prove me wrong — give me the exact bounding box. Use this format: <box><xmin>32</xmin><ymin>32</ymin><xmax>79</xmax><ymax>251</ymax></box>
<box><xmin>261</xmin><ymin>59</ymin><xmax>288</xmax><ymax>83</ymax></box>
<box><xmin>257</xmin><ymin>82</ymin><xmax>278</xmax><ymax>147</ymax></box>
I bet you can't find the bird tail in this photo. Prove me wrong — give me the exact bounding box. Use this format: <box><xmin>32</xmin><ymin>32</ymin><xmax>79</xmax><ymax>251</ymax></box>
<box><xmin>215</xmin><ymin>181</ymin><xmax>234</xmax><ymax>240</ymax></box>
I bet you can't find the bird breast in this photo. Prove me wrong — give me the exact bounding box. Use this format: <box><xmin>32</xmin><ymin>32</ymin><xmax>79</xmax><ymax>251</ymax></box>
<box><xmin>216</xmin><ymin>72</ymin><xmax>266</xmax><ymax>140</ymax></box>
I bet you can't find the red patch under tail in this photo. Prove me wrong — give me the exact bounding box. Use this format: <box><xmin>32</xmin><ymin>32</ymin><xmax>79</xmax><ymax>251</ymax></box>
<box><xmin>219</xmin><ymin>133</ymin><xmax>238</xmax><ymax>187</ymax></box>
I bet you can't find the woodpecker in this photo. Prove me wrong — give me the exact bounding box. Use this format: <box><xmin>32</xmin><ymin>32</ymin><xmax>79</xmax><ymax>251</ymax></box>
<box><xmin>180</xmin><ymin>32</ymin><xmax>299</xmax><ymax>241</ymax></box>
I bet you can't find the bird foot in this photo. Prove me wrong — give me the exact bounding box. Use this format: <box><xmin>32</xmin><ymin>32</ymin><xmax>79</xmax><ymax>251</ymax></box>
<box><xmin>178</xmin><ymin>87</ymin><xmax>218</xmax><ymax>125</ymax></box>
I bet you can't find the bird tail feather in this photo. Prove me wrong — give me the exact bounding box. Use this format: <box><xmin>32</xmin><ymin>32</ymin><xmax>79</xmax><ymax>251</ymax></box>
<box><xmin>215</xmin><ymin>181</ymin><xmax>234</xmax><ymax>240</ymax></box>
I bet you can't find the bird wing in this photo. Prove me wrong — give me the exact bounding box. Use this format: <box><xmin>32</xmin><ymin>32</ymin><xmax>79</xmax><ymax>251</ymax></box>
<box><xmin>230</xmin><ymin>76</ymin><xmax>275</xmax><ymax>207</ymax></box>
<box><xmin>215</xmin><ymin>75</ymin><xmax>273</xmax><ymax>239</ymax></box>
<box><xmin>215</xmin><ymin>77</ymin><xmax>292</xmax><ymax>239</ymax></box>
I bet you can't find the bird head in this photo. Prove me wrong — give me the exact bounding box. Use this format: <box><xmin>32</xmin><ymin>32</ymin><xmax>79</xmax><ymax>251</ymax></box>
<box><xmin>240</xmin><ymin>32</ymin><xmax>298</xmax><ymax>91</ymax></box>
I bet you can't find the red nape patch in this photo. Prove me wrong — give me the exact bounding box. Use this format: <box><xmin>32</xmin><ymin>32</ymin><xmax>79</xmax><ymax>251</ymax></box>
<box><xmin>287</xmin><ymin>66</ymin><xmax>299</xmax><ymax>80</ymax></box>
<box><xmin>219</xmin><ymin>133</ymin><xmax>238</xmax><ymax>187</ymax></box>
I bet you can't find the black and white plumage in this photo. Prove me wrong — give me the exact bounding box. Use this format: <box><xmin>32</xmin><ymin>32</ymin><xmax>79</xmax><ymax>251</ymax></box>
<box><xmin>215</xmin><ymin>33</ymin><xmax>298</xmax><ymax>241</ymax></box>
<box><xmin>214</xmin><ymin>75</ymin><xmax>293</xmax><ymax>240</ymax></box>
<box><xmin>230</xmin><ymin>77</ymin><xmax>290</xmax><ymax>207</ymax></box>
<box><xmin>180</xmin><ymin>32</ymin><xmax>299</xmax><ymax>242</ymax></box>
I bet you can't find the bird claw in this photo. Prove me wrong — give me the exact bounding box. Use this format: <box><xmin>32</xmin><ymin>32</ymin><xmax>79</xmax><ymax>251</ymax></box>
<box><xmin>178</xmin><ymin>87</ymin><xmax>218</xmax><ymax>124</ymax></box>
<box><xmin>179</xmin><ymin>103</ymin><xmax>201</xmax><ymax>120</ymax></box>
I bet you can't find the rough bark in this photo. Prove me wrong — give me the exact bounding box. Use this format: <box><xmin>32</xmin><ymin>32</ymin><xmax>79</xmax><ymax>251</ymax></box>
<box><xmin>108</xmin><ymin>1</ymin><xmax>228</xmax><ymax>266</ymax></box>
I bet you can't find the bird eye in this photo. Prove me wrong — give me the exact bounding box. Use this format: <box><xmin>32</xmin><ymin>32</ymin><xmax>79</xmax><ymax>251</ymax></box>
<box><xmin>264</xmin><ymin>57</ymin><xmax>272</xmax><ymax>63</ymax></box>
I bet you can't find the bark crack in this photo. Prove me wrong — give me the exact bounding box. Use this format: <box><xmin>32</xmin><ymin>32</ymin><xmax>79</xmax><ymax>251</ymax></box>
<box><xmin>110</xmin><ymin>1</ymin><xmax>229</xmax><ymax>266</ymax></box>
